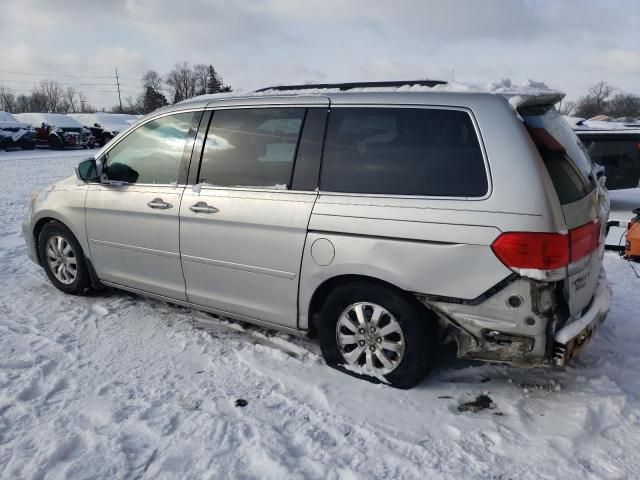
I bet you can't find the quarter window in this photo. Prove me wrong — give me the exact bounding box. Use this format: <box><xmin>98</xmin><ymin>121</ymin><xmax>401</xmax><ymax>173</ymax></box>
<box><xmin>198</xmin><ymin>108</ymin><xmax>306</xmax><ymax>189</ymax></box>
<box><xmin>104</xmin><ymin>112</ymin><xmax>195</xmax><ymax>184</ymax></box>
<box><xmin>320</xmin><ymin>107</ymin><xmax>487</xmax><ymax>196</ymax></box>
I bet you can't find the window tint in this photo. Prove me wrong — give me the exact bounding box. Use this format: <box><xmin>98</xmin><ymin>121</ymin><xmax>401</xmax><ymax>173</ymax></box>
<box><xmin>199</xmin><ymin>108</ymin><xmax>306</xmax><ymax>189</ymax></box>
<box><xmin>320</xmin><ymin>107</ymin><xmax>487</xmax><ymax>196</ymax></box>
<box><xmin>105</xmin><ymin>112</ymin><xmax>195</xmax><ymax>184</ymax></box>
<box><xmin>522</xmin><ymin>108</ymin><xmax>596</xmax><ymax>204</ymax></box>
<box><xmin>581</xmin><ymin>137</ymin><xmax>640</xmax><ymax>190</ymax></box>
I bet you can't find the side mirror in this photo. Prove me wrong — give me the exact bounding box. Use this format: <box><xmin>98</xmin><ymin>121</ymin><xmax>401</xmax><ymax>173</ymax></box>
<box><xmin>75</xmin><ymin>158</ymin><xmax>100</xmax><ymax>182</ymax></box>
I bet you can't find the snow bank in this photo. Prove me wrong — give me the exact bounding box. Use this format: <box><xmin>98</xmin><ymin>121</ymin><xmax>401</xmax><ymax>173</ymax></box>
<box><xmin>1</xmin><ymin>151</ymin><xmax>639</xmax><ymax>479</ymax></box>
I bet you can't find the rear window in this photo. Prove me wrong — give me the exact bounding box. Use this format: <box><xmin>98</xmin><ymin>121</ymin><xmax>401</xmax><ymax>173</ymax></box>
<box><xmin>522</xmin><ymin>108</ymin><xmax>596</xmax><ymax>204</ymax></box>
<box><xmin>579</xmin><ymin>136</ymin><xmax>640</xmax><ymax>190</ymax></box>
<box><xmin>320</xmin><ymin>107</ymin><xmax>488</xmax><ymax>196</ymax></box>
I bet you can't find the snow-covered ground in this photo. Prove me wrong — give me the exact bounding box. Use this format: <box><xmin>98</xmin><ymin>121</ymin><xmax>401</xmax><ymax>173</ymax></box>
<box><xmin>1</xmin><ymin>149</ymin><xmax>640</xmax><ymax>479</ymax></box>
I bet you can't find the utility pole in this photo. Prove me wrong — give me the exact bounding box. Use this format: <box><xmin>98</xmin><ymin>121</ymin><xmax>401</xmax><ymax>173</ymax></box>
<box><xmin>115</xmin><ymin>68</ymin><xmax>123</xmax><ymax>112</ymax></box>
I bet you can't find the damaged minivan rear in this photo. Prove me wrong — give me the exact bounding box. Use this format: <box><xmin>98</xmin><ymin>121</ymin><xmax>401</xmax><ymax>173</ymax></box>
<box><xmin>24</xmin><ymin>83</ymin><xmax>612</xmax><ymax>389</ymax></box>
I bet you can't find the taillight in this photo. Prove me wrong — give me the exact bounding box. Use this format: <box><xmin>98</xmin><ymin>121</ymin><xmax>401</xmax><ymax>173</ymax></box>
<box><xmin>569</xmin><ymin>221</ymin><xmax>600</xmax><ymax>262</ymax></box>
<box><xmin>491</xmin><ymin>232</ymin><xmax>569</xmax><ymax>270</ymax></box>
<box><xmin>491</xmin><ymin>221</ymin><xmax>600</xmax><ymax>275</ymax></box>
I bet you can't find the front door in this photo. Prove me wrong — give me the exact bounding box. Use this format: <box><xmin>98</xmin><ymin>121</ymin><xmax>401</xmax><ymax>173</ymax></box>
<box><xmin>86</xmin><ymin>111</ymin><xmax>200</xmax><ymax>300</ymax></box>
<box><xmin>179</xmin><ymin>106</ymin><xmax>319</xmax><ymax>327</ymax></box>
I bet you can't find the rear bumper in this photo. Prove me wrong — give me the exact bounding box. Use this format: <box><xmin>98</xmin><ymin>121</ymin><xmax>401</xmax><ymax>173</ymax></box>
<box><xmin>553</xmin><ymin>271</ymin><xmax>612</xmax><ymax>365</ymax></box>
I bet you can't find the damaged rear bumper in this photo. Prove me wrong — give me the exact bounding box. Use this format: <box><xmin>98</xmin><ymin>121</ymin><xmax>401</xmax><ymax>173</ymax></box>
<box><xmin>553</xmin><ymin>272</ymin><xmax>612</xmax><ymax>366</ymax></box>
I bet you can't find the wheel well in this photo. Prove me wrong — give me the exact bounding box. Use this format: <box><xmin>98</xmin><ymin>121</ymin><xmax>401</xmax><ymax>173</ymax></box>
<box><xmin>33</xmin><ymin>217</ymin><xmax>57</xmax><ymax>264</ymax></box>
<box><xmin>307</xmin><ymin>274</ymin><xmax>428</xmax><ymax>335</ymax></box>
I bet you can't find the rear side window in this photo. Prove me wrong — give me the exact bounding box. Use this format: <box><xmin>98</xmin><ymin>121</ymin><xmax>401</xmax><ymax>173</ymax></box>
<box><xmin>523</xmin><ymin>108</ymin><xmax>596</xmax><ymax>204</ymax></box>
<box><xmin>199</xmin><ymin>108</ymin><xmax>306</xmax><ymax>189</ymax></box>
<box><xmin>580</xmin><ymin>136</ymin><xmax>640</xmax><ymax>190</ymax></box>
<box><xmin>320</xmin><ymin>107</ymin><xmax>488</xmax><ymax>196</ymax></box>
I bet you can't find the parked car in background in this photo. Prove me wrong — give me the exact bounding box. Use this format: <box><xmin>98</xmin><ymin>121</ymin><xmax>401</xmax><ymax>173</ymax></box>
<box><xmin>0</xmin><ymin>111</ymin><xmax>37</xmax><ymax>151</ymax></box>
<box><xmin>23</xmin><ymin>81</ymin><xmax>611</xmax><ymax>388</ymax></box>
<box><xmin>15</xmin><ymin>113</ymin><xmax>95</xmax><ymax>149</ymax></box>
<box><xmin>68</xmin><ymin>113</ymin><xmax>141</xmax><ymax>147</ymax></box>
<box><xmin>573</xmin><ymin>120</ymin><xmax>640</xmax><ymax>248</ymax></box>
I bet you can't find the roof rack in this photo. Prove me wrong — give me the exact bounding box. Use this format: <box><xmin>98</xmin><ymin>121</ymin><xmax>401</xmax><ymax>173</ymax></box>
<box><xmin>255</xmin><ymin>80</ymin><xmax>447</xmax><ymax>92</ymax></box>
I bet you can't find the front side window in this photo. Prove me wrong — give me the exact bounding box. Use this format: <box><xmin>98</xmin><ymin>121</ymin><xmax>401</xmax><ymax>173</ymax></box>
<box><xmin>104</xmin><ymin>112</ymin><xmax>195</xmax><ymax>184</ymax></box>
<box><xmin>320</xmin><ymin>107</ymin><xmax>487</xmax><ymax>196</ymax></box>
<box><xmin>198</xmin><ymin>108</ymin><xmax>306</xmax><ymax>189</ymax></box>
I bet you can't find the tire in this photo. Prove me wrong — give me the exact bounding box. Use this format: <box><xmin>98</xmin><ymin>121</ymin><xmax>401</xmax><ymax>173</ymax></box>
<box><xmin>38</xmin><ymin>221</ymin><xmax>91</xmax><ymax>295</ymax></box>
<box><xmin>49</xmin><ymin>135</ymin><xmax>63</xmax><ymax>150</ymax></box>
<box><xmin>318</xmin><ymin>281</ymin><xmax>436</xmax><ymax>389</ymax></box>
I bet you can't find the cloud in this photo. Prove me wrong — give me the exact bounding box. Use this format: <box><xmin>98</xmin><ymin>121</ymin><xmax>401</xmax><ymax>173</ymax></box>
<box><xmin>581</xmin><ymin>49</ymin><xmax>640</xmax><ymax>76</ymax></box>
<box><xmin>1</xmin><ymin>0</ymin><xmax>639</xmax><ymax>108</ymax></box>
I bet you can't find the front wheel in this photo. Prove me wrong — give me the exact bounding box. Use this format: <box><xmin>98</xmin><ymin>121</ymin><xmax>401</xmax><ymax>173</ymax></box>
<box><xmin>318</xmin><ymin>282</ymin><xmax>436</xmax><ymax>389</ymax></box>
<box><xmin>38</xmin><ymin>221</ymin><xmax>91</xmax><ymax>295</ymax></box>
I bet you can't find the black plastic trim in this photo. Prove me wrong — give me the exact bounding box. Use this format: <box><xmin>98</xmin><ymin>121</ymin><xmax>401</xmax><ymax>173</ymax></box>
<box><xmin>256</xmin><ymin>80</ymin><xmax>447</xmax><ymax>92</ymax></box>
<box><xmin>418</xmin><ymin>273</ymin><xmax>519</xmax><ymax>306</ymax></box>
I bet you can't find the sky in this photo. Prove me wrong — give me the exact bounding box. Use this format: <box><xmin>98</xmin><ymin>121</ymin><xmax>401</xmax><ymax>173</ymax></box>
<box><xmin>1</xmin><ymin>0</ymin><xmax>639</xmax><ymax>110</ymax></box>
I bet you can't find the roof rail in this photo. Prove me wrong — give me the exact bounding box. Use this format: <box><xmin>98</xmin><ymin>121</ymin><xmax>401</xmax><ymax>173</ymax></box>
<box><xmin>255</xmin><ymin>80</ymin><xmax>447</xmax><ymax>92</ymax></box>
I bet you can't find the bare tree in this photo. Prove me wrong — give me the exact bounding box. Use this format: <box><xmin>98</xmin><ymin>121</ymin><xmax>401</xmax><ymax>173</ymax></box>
<box><xmin>78</xmin><ymin>92</ymin><xmax>94</xmax><ymax>113</ymax></box>
<box><xmin>15</xmin><ymin>94</ymin><xmax>30</xmax><ymax>113</ymax></box>
<box><xmin>589</xmin><ymin>81</ymin><xmax>614</xmax><ymax>107</ymax></box>
<box><xmin>0</xmin><ymin>85</ymin><xmax>16</xmax><ymax>112</ymax></box>
<box><xmin>142</xmin><ymin>70</ymin><xmax>163</xmax><ymax>92</ymax></box>
<box><xmin>606</xmin><ymin>93</ymin><xmax>640</xmax><ymax>119</ymax></box>
<box><xmin>557</xmin><ymin>100</ymin><xmax>575</xmax><ymax>116</ymax></box>
<box><xmin>165</xmin><ymin>62</ymin><xmax>198</xmax><ymax>103</ymax></box>
<box><xmin>33</xmin><ymin>80</ymin><xmax>66</xmax><ymax>113</ymax></box>
<box><xmin>193</xmin><ymin>63</ymin><xmax>209</xmax><ymax>95</ymax></box>
<box><xmin>65</xmin><ymin>87</ymin><xmax>78</xmax><ymax>113</ymax></box>
<box><xmin>575</xmin><ymin>81</ymin><xmax>614</xmax><ymax>119</ymax></box>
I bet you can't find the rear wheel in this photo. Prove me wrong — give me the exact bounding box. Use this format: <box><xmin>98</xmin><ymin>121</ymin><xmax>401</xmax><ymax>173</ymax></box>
<box><xmin>318</xmin><ymin>282</ymin><xmax>436</xmax><ymax>389</ymax></box>
<box><xmin>38</xmin><ymin>222</ymin><xmax>91</xmax><ymax>295</ymax></box>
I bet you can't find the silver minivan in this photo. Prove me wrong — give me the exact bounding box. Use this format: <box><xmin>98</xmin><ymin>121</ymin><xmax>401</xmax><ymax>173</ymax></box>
<box><xmin>23</xmin><ymin>82</ymin><xmax>612</xmax><ymax>388</ymax></box>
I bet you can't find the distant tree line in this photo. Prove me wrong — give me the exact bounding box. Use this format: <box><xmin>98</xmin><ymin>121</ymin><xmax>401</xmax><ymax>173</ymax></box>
<box><xmin>118</xmin><ymin>62</ymin><xmax>232</xmax><ymax>114</ymax></box>
<box><xmin>559</xmin><ymin>81</ymin><xmax>640</xmax><ymax>120</ymax></box>
<box><xmin>0</xmin><ymin>62</ymin><xmax>232</xmax><ymax>116</ymax></box>
<box><xmin>0</xmin><ymin>81</ymin><xmax>95</xmax><ymax>114</ymax></box>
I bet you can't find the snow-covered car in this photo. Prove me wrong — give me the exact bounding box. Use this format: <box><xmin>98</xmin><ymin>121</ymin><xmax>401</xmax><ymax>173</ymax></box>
<box><xmin>15</xmin><ymin>113</ymin><xmax>95</xmax><ymax>150</ymax></box>
<box><xmin>574</xmin><ymin>120</ymin><xmax>640</xmax><ymax>248</ymax></box>
<box><xmin>68</xmin><ymin>113</ymin><xmax>141</xmax><ymax>147</ymax></box>
<box><xmin>0</xmin><ymin>111</ymin><xmax>37</xmax><ymax>150</ymax></box>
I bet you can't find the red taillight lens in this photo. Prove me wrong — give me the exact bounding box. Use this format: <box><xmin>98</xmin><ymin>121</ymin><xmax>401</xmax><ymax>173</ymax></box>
<box><xmin>492</xmin><ymin>221</ymin><xmax>601</xmax><ymax>272</ymax></box>
<box><xmin>569</xmin><ymin>221</ymin><xmax>600</xmax><ymax>262</ymax></box>
<box><xmin>491</xmin><ymin>232</ymin><xmax>569</xmax><ymax>270</ymax></box>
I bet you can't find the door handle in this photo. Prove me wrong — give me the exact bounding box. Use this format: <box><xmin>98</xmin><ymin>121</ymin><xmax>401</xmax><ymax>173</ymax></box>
<box><xmin>189</xmin><ymin>201</ymin><xmax>219</xmax><ymax>214</ymax></box>
<box><xmin>147</xmin><ymin>198</ymin><xmax>173</xmax><ymax>209</ymax></box>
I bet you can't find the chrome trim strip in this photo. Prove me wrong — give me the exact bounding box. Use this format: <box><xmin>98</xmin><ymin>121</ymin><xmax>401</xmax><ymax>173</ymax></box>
<box><xmin>89</xmin><ymin>239</ymin><xmax>180</xmax><ymax>259</ymax></box>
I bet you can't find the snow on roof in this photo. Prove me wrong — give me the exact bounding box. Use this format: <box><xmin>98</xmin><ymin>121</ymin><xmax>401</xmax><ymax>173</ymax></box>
<box><xmin>68</xmin><ymin>113</ymin><xmax>141</xmax><ymax>132</ymax></box>
<box><xmin>14</xmin><ymin>113</ymin><xmax>83</xmax><ymax>129</ymax></box>
<box><xmin>0</xmin><ymin>111</ymin><xmax>33</xmax><ymax>130</ymax></box>
<box><xmin>0</xmin><ymin>111</ymin><xmax>17</xmax><ymax>122</ymax></box>
<box><xmin>181</xmin><ymin>79</ymin><xmax>565</xmax><ymax>110</ymax></box>
<box><xmin>573</xmin><ymin>119</ymin><xmax>640</xmax><ymax>133</ymax></box>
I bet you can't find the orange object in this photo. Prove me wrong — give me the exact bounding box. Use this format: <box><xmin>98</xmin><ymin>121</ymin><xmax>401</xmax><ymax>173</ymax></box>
<box><xmin>624</xmin><ymin>209</ymin><xmax>640</xmax><ymax>260</ymax></box>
